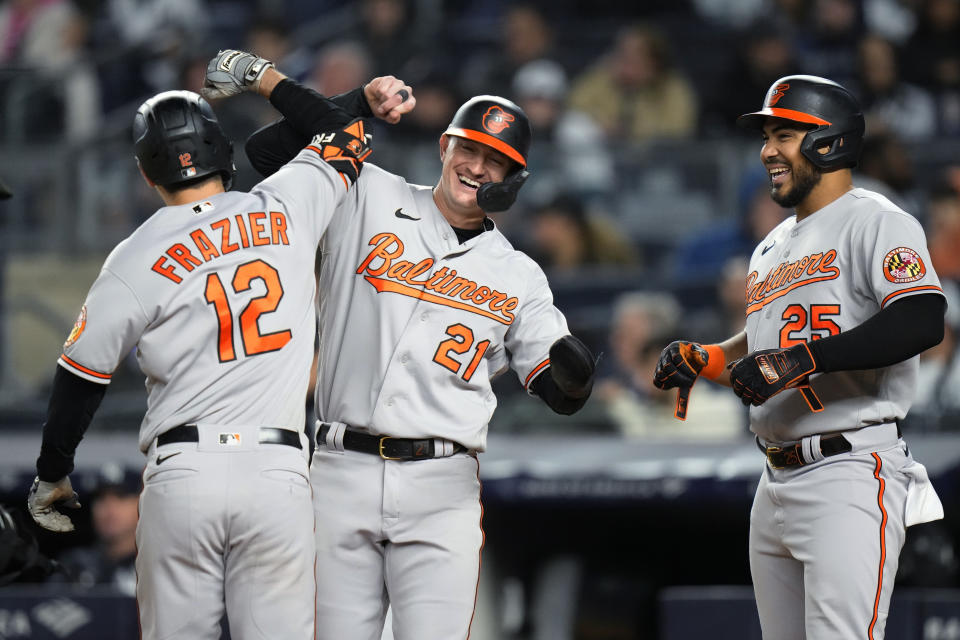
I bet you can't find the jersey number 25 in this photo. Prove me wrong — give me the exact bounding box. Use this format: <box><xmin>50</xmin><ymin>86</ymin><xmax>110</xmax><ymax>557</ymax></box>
<box><xmin>780</xmin><ymin>303</ymin><xmax>841</xmax><ymax>347</ymax></box>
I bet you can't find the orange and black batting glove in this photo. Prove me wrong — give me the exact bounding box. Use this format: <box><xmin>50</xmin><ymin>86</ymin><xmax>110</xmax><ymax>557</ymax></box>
<box><xmin>653</xmin><ymin>341</ymin><xmax>723</xmax><ymax>420</ymax></box>
<box><xmin>728</xmin><ymin>343</ymin><xmax>818</xmax><ymax>407</ymax></box>
<box><xmin>307</xmin><ymin>118</ymin><xmax>372</xmax><ymax>187</ymax></box>
<box><xmin>653</xmin><ymin>341</ymin><xmax>708</xmax><ymax>390</ymax></box>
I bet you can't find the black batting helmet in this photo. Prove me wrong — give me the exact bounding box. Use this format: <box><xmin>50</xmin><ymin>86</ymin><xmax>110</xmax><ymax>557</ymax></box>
<box><xmin>133</xmin><ymin>90</ymin><xmax>235</xmax><ymax>190</ymax></box>
<box><xmin>444</xmin><ymin>95</ymin><xmax>532</xmax><ymax>212</ymax></box>
<box><xmin>444</xmin><ymin>95</ymin><xmax>531</xmax><ymax>167</ymax></box>
<box><xmin>737</xmin><ymin>75</ymin><xmax>865</xmax><ymax>170</ymax></box>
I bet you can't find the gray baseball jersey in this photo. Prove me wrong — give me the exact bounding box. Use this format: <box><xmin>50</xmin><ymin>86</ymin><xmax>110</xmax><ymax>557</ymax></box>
<box><xmin>310</xmin><ymin>163</ymin><xmax>570</xmax><ymax>639</ymax></box>
<box><xmin>61</xmin><ymin>148</ymin><xmax>342</xmax><ymax>451</ymax></box>
<box><xmin>744</xmin><ymin>187</ymin><xmax>943</xmax><ymax>442</ymax></box>
<box><xmin>59</xmin><ymin>147</ymin><xmax>350</xmax><ymax>640</ymax></box>
<box><xmin>314</xmin><ymin>163</ymin><xmax>569</xmax><ymax>451</ymax></box>
<box><xmin>744</xmin><ymin>186</ymin><xmax>944</xmax><ymax>639</ymax></box>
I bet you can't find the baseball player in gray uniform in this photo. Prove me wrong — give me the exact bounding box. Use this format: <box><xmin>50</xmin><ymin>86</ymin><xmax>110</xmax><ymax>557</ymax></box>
<box><xmin>25</xmin><ymin>72</ymin><xmax>376</xmax><ymax>638</ymax></box>
<box><xmin>203</xmin><ymin>51</ymin><xmax>597</xmax><ymax>639</ymax></box>
<box><xmin>654</xmin><ymin>75</ymin><xmax>947</xmax><ymax>639</ymax></box>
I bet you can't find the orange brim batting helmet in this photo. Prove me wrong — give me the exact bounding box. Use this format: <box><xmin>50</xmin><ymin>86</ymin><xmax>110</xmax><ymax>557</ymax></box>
<box><xmin>737</xmin><ymin>74</ymin><xmax>865</xmax><ymax>170</ymax></box>
<box><xmin>444</xmin><ymin>95</ymin><xmax>531</xmax><ymax>167</ymax></box>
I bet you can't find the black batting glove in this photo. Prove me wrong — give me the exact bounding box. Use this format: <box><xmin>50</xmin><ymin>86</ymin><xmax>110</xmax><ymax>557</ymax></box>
<box><xmin>548</xmin><ymin>335</ymin><xmax>596</xmax><ymax>399</ymax></box>
<box><xmin>653</xmin><ymin>341</ymin><xmax>708</xmax><ymax>390</ymax></box>
<box><xmin>728</xmin><ymin>343</ymin><xmax>818</xmax><ymax>407</ymax></box>
<box><xmin>309</xmin><ymin>118</ymin><xmax>372</xmax><ymax>185</ymax></box>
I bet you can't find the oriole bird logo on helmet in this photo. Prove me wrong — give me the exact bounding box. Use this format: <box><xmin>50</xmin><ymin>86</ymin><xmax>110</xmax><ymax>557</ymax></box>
<box><xmin>482</xmin><ymin>106</ymin><xmax>515</xmax><ymax>135</ymax></box>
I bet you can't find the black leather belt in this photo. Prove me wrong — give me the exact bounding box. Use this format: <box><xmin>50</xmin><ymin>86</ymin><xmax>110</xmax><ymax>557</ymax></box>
<box><xmin>316</xmin><ymin>423</ymin><xmax>465</xmax><ymax>461</ymax></box>
<box><xmin>760</xmin><ymin>434</ymin><xmax>852</xmax><ymax>469</ymax></box>
<box><xmin>157</xmin><ymin>424</ymin><xmax>302</xmax><ymax>449</ymax></box>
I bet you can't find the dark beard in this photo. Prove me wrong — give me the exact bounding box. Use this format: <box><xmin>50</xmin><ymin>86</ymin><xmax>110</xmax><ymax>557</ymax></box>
<box><xmin>770</xmin><ymin>162</ymin><xmax>822</xmax><ymax>208</ymax></box>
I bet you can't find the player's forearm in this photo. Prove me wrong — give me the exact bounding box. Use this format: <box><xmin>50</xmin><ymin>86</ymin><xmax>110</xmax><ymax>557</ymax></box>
<box><xmin>710</xmin><ymin>331</ymin><xmax>748</xmax><ymax>387</ymax></box>
<box><xmin>36</xmin><ymin>366</ymin><xmax>108</xmax><ymax>481</ymax></box>
<box><xmin>247</xmin><ymin>78</ymin><xmax>366</xmax><ymax>177</ymax></box>
<box><xmin>256</xmin><ymin>67</ymin><xmax>286</xmax><ymax>98</ymax></box>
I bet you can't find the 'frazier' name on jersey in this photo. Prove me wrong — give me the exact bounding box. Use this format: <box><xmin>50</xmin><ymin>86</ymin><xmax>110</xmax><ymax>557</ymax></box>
<box><xmin>152</xmin><ymin>210</ymin><xmax>291</xmax><ymax>284</ymax></box>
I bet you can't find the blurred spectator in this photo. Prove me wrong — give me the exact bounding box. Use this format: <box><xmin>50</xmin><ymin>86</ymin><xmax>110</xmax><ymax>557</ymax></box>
<box><xmin>595</xmin><ymin>291</ymin><xmax>744</xmax><ymax>439</ymax></box>
<box><xmin>566</xmin><ymin>23</ymin><xmax>698</xmax><ymax>145</ymax></box>
<box><xmin>351</xmin><ymin>0</ymin><xmax>427</xmax><ymax>79</ymax></box>
<box><xmin>912</xmin><ymin>280</ymin><xmax>960</xmax><ymax>429</ymax></box>
<box><xmin>691</xmin><ymin>0</ymin><xmax>767</xmax><ymax>30</ymax></box>
<box><xmin>54</xmin><ymin>464</ymin><xmax>140</xmax><ymax>595</ymax></box>
<box><xmin>97</xmin><ymin>0</ymin><xmax>210</xmax><ymax>108</ymax></box>
<box><xmin>854</xmin><ymin>132</ymin><xmax>923</xmax><ymax>215</ymax></box>
<box><xmin>702</xmin><ymin>22</ymin><xmax>797</xmax><ymax>135</ymax></box>
<box><xmin>308</xmin><ymin>39</ymin><xmax>373</xmax><ymax>96</ymax></box>
<box><xmin>855</xmin><ymin>34</ymin><xmax>936</xmax><ymax>142</ymax></box>
<box><xmin>245</xmin><ymin>16</ymin><xmax>314</xmax><ymax>83</ymax></box>
<box><xmin>460</xmin><ymin>3</ymin><xmax>556</xmax><ymax>99</ymax></box>
<box><xmin>681</xmin><ymin>255</ymin><xmax>750</xmax><ymax>344</ymax></box>
<box><xmin>908</xmin><ymin>170</ymin><xmax>960</xmax><ymax>429</ymax></box>
<box><xmin>863</xmin><ymin>0</ymin><xmax>918</xmax><ymax>44</ymax></box>
<box><xmin>0</xmin><ymin>0</ymin><xmax>100</xmax><ymax>141</ymax></box>
<box><xmin>670</xmin><ymin>174</ymin><xmax>790</xmax><ymax>283</ymax></box>
<box><xmin>766</xmin><ymin>0</ymin><xmax>812</xmax><ymax>35</ymax></box>
<box><xmin>526</xmin><ymin>193</ymin><xmax>639</xmax><ymax>274</ymax></box>
<box><xmin>793</xmin><ymin>0</ymin><xmax>865</xmax><ymax>87</ymax></box>
<box><xmin>926</xmin><ymin>167</ymin><xmax>960</xmax><ymax>282</ymax></box>
<box><xmin>511</xmin><ymin>59</ymin><xmax>615</xmax><ymax>200</ymax></box>
<box><xmin>902</xmin><ymin>0</ymin><xmax>960</xmax><ymax>136</ymax></box>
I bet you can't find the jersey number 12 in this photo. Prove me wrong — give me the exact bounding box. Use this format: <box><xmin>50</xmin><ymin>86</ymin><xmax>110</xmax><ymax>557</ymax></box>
<box><xmin>204</xmin><ymin>259</ymin><xmax>292</xmax><ymax>362</ymax></box>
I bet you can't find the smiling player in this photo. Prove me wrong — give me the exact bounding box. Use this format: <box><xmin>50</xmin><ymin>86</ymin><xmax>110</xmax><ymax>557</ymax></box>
<box><xmin>202</xmin><ymin>53</ymin><xmax>598</xmax><ymax>639</ymax></box>
<box><xmin>653</xmin><ymin>75</ymin><xmax>946</xmax><ymax>639</ymax></box>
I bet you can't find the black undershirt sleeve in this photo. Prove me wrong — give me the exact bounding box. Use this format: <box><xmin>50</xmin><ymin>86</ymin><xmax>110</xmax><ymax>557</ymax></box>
<box><xmin>35</xmin><ymin>366</ymin><xmax>108</xmax><ymax>481</ymax></box>
<box><xmin>807</xmin><ymin>293</ymin><xmax>945</xmax><ymax>373</ymax></box>
<box><xmin>246</xmin><ymin>81</ymin><xmax>373</xmax><ymax>178</ymax></box>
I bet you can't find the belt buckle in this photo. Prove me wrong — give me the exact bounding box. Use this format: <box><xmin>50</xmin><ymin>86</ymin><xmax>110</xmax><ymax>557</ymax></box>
<box><xmin>379</xmin><ymin>436</ymin><xmax>403</xmax><ymax>460</ymax></box>
<box><xmin>765</xmin><ymin>445</ymin><xmax>785</xmax><ymax>470</ymax></box>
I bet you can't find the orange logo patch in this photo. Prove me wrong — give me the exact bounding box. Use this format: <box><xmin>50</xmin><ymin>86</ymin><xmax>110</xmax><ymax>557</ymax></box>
<box><xmin>768</xmin><ymin>83</ymin><xmax>790</xmax><ymax>106</ymax></box>
<box><xmin>481</xmin><ymin>106</ymin><xmax>514</xmax><ymax>134</ymax></box>
<box><xmin>64</xmin><ymin>305</ymin><xmax>87</xmax><ymax>349</ymax></box>
<box><xmin>884</xmin><ymin>247</ymin><xmax>925</xmax><ymax>283</ymax></box>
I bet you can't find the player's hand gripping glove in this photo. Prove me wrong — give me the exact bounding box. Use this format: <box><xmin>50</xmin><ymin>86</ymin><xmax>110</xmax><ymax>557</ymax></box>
<box><xmin>549</xmin><ymin>335</ymin><xmax>596</xmax><ymax>399</ymax></box>
<box><xmin>309</xmin><ymin>119</ymin><xmax>373</xmax><ymax>186</ymax></box>
<box><xmin>202</xmin><ymin>49</ymin><xmax>275</xmax><ymax>100</ymax></box>
<box><xmin>653</xmin><ymin>341</ymin><xmax>709</xmax><ymax>420</ymax></box>
<box><xmin>728</xmin><ymin>342</ymin><xmax>822</xmax><ymax>410</ymax></box>
<box><xmin>27</xmin><ymin>476</ymin><xmax>81</xmax><ymax>532</ymax></box>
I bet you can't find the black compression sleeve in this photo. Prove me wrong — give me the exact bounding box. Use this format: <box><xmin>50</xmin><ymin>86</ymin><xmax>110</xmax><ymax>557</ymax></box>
<box><xmin>529</xmin><ymin>370</ymin><xmax>589</xmax><ymax>416</ymax></box>
<box><xmin>35</xmin><ymin>366</ymin><xmax>108</xmax><ymax>481</ymax></box>
<box><xmin>268</xmin><ymin>79</ymin><xmax>355</xmax><ymax>136</ymax></box>
<box><xmin>329</xmin><ymin>86</ymin><xmax>375</xmax><ymax>119</ymax></box>
<box><xmin>246</xmin><ymin>80</ymin><xmax>373</xmax><ymax>178</ymax></box>
<box><xmin>245</xmin><ymin>119</ymin><xmax>306</xmax><ymax>178</ymax></box>
<box><xmin>807</xmin><ymin>293</ymin><xmax>945</xmax><ymax>373</ymax></box>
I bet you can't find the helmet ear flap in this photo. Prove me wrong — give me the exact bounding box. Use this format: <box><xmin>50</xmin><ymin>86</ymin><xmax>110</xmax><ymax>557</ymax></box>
<box><xmin>476</xmin><ymin>169</ymin><xmax>530</xmax><ymax>213</ymax></box>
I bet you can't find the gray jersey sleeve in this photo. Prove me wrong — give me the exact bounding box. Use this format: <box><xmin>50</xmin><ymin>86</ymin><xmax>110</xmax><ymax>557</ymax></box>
<box><xmin>252</xmin><ymin>146</ymin><xmax>353</xmax><ymax>243</ymax></box>
<box><xmin>59</xmin><ymin>268</ymin><xmax>150</xmax><ymax>384</ymax></box>
<box><xmin>857</xmin><ymin>209</ymin><xmax>942</xmax><ymax>308</ymax></box>
<box><xmin>504</xmin><ymin>262</ymin><xmax>570</xmax><ymax>391</ymax></box>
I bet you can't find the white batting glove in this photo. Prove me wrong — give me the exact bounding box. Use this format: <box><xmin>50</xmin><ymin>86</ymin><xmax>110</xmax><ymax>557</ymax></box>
<box><xmin>202</xmin><ymin>49</ymin><xmax>274</xmax><ymax>100</ymax></box>
<box><xmin>27</xmin><ymin>476</ymin><xmax>81</xmax><ymax>532</ymax></box>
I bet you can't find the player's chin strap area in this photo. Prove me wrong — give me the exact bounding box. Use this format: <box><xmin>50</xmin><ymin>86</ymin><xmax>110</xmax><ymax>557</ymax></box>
<box><xmin>316</xmin><ymin>422</ymin><xmax>467</xmax><ymax>460</ymax></box>
<box><xmin>476</xmin><ymin>169</ymin><xmax>530</xmax><ymax>213</ymax></box>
